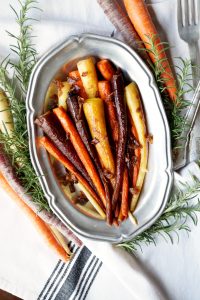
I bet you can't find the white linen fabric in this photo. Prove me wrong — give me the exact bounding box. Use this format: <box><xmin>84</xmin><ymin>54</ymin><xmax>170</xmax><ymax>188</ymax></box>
<box><xmin>1</xmin><ymin>0</ymin><xmax>200</xmax><ymax>300</ymax></box>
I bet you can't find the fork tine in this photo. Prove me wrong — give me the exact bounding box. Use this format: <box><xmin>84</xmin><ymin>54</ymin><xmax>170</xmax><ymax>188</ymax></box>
<box><xmin>183</xmin><ymin>0</ymin><xmax>189</xmax><ymax>26</ymax></box>
<box><xmin>190</xmin><ymin>0</ymin><xmax>195</xmax><ymax>25</ymax></box>
<box><xmin>194</xmin><ymin>0</ymin><xmax>200</xmax><ymax>25</ymax></box>
<box><xmin>177</xmin><ymin>0</ymin><xmax>183</xmax><ymax>28</ymax></box>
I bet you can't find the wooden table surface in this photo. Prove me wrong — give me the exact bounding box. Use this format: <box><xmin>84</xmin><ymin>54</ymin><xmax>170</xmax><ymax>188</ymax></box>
<box><xmin>0</xmin><ymin>290</ymin><xmax>22</xmax><ymax>300</ymax></box>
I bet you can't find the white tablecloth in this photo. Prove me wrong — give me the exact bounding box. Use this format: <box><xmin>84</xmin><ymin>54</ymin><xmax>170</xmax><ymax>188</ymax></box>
<box><xmin>1</xmin><ymin>1</ymin><xmax>200</xmax><ymax>299</ymax></box>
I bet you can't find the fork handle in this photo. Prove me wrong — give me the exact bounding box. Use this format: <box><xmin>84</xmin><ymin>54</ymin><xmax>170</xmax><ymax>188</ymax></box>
<box><xmin>188</xmin><ymin>42</ymin><xmax>200</xmax><ymax>88</ymax></box>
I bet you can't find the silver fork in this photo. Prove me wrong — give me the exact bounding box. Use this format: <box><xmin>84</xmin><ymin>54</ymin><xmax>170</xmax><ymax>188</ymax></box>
<box><xmin>178</xmin><ymin>0</ymin><xmax>200</xmax><ymax>87</ymax></box>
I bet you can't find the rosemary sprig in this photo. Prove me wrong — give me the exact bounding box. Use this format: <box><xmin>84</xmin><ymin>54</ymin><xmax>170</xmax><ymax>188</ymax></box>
<box><xmin>8</xmin><ymin>0</ymin><xmax>39</xmax><ymax>93</ymax></box>
<box><xmin>118</xmin><ymin>178</ymin><xmax>200</xmax><ymax>252</ymax></box>
<box><xmin>142</xmin><ymin>35</ymin><xmax>193</xmax><ymax>147</ymax></box>
<box><xmin>0</xmin><ymin>0</ymin><xmax>49</xmax><ymax>211</ymax></box>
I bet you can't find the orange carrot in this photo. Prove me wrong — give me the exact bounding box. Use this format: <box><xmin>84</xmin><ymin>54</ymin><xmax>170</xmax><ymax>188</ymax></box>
<box><xmin>121</xmin><ymin>166</ymin><xmax>129</xmax><ymax>218</ymax></box>
<box><xmin>118</xmin><ymin>208</ymin><xmax>125</xmax><ymax>222</ymax></box>
<box><xmin>39</xmin><ymin>136</ymin><xmax>105</xmax><ymax>213</ymax></box>
<box><xmin>74</xmin><ymin>80</ymin><xmax>88</xmax><ymax>99</ymax></box>
<box><xmin>53</xmin><ymin>107</ymin><xmax>107</xmax><ymax>207</ymax></box>
<box><xmin>0</xmin><ymin>172</ymin><xmax>70</xmax><ymax>262</ymax></box>
<box><xmin>68</xmin><ymin>70</ymin><xmax>81</xmax><ymax>81</ymax></box>
<box><xmin>133</xmin><ymin>149</ymin><xmax>140</xmax><ymax>187</ymax></box>
<box><xmin>123</xmin><ymin>0</ymin><xmax>177</xmax><ymax>101</ymax></box>
<box><xmin>98</xmin><ymin>80</ymin><xmax>119</xmax><ymax>143</ymax></box>
<box><xmin>97</xmin><ymin>59</ymin><xmax>115</xmax><ymax>81</ymax></box>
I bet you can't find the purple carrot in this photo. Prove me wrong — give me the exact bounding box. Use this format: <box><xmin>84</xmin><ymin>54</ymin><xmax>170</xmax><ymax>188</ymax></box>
<box><xmin>35</xmin><ymin>111</ymin><xmax>93</xmax><ymax>189</ymax></box>
<box><xmin>97</xmin><ymin>0</ymin><xmax>148</xmax><ymax>61</ymax></box>
<box><xmin>111</xmin><ymin>72</ymin><xmax>127</xmax><ymax>212</ymax></box>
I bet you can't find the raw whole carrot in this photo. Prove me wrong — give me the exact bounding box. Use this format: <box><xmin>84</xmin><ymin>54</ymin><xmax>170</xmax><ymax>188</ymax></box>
<box><xmin>39</xmin><ymin>136</ymin><xmax>105</xmax><ymax>216</ymax></box>
<box><xmin>53</xmin><ymin>107</ymin><xmax>107</xmax><ymax>207</ymax></box>
<box><xmin>98</xmin><ymin>80</ymin><xmax>119</xmax><ymax>143</ymax></box>
<box><xmin>97</xmin><ymin>60</ymin><xmax>115</xmax><ymax>81</ymax></box>
<box><xmin>121</xmin><ymin>166</ymin><xmax>129</xmax><ymax>218</ymax></box>
<box><xmin>123</xmin><ymin>0</ymin><xmax>177</xmax><ymax>101</ymax></box>
<box><xmin>0</xmin><ymin>172</ymin><xmax>70</xmax><ymax>261</ymax></box>
<box><xmin>97</xmin><ymin>0</ymin><xmax>148</xmax><ymax>61</ymax></box>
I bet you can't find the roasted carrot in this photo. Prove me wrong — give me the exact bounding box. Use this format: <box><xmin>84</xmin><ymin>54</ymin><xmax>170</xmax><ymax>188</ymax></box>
<box><xmin>0</xmin><ymin>172</ymin><xmax>70</xmax><ymax>261</ymax></box>
<box><xmin>68</xmin><ymin>70</ymin><xmax>81</xmax><ymax>81</ymax></box>
<box><xmin>53</xmin><ymin>107</ymin><xmax>107</xmax><ymax>207</ymax></box>
<box><xmin>74</xmin><ymin>80</ymin><xmax>88</xmax><ymax>99</ymax></box>
<box><xmin>39</xmin><ymin>136</ymin><xmax>105</xmax><ymax>217</ymax></box>
<box><xmin>133</xmin><ymin>147</ymin><xmax>140</xmax><ymax>187</ymax></box>
<box><xmin>125</xmin><ymin>82</ymin><xmax>148</xmax><ymax>212</ymax></box>
<box><xmin>98</xmin><ymin>80</ymin><xmax>119</xmax><ymax>143</ymax></box>
<box><xmin>77</xmin><ymin>57</ymin><xmax>99</xmax><ymax>98</ymax></box>
<box><xmin>111</xmin><ymin>73</ymin><xmax>127</xmax><ymax>211</ymax></box>
<box><xmin>97</xmin><ymin>0</ymin><xmax>148</xmax><ymax>61</ymax></box>
<box><xmin>35</xmin><ymin>112</ymin><xmax>94</xmax><ymax>189</ymax></box>
<box><xmin>97</xmin><ymin>60</ymin><xmax>115</xmax><ymax>81</ymax></box>
<box><xmin>123</xmin><ymin>0</ymin><xmax>177</xmax><ymax>101</ymax></box>
<box><xmin>83</xmin><ymin>98</ymin><xmax>115</xmax><ymax>176</ymax></box>
<box><xmin>121</xmin><ymin>166</ymin><xmax>129</xmax><ymax>218</ymax></box>
<box><xmin>67</xmin><ymin>90</ymin><xmax>112</xmax><ymax>224</ymax></box>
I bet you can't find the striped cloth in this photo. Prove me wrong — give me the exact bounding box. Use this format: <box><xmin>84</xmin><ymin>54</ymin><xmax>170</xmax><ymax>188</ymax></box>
<box><xmin>38</xmin><ymin>245</ymin><xmax>102</xmax><ymax>300</ymax></box>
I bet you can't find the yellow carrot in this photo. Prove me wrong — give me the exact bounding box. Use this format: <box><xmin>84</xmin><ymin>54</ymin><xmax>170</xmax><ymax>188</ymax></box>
<box><xmin>0</xmin><ymin>89</ymin><xmax>14</xmax><ymax>135</ymax></box>
<box><xmin>57</xmin><ymin>81</ymin><xmax>71</xmax><ymax>110</ymax></box>
<box><xmin>77</xmin><ymin>57</ymin><xmax>99</xmax><ymax>98</ymax></box>
<box><xmin>125</xmin><ymin>82</ymin><xmax>148</xmax><ymax>211</ymax></box>
<box><xmin>83</xmin><ymin>98</ymin><xmax>115</xmax><ymax>175</ymax></box>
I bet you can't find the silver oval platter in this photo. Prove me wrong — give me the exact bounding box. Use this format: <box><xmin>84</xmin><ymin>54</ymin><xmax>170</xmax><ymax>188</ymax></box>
<box><xmin>26</xmin><ymin>33</ymin><xmax>173</xmax><ymax>243</ymax></box>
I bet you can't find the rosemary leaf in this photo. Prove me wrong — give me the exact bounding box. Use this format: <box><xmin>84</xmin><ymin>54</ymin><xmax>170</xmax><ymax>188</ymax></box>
<box><xmin>0</xmin><ymin>0</ymin><xmax>49</xmax><ymax>211</ymax></box>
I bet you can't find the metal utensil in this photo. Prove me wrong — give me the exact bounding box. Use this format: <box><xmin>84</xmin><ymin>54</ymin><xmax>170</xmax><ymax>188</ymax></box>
<box><xmin>177</xmin><ymin>0</ymin><xmax>200</xmax><ymax>87</ymax></box>
<box><xmin>174</xmin><ymin>80</ymin><xmax>200</xmax><ymax>170</ymax></box>
<box><xmin>26</xmin><ymin>34</ymin><xmax>173</xmax><ymax>242</ymax></box>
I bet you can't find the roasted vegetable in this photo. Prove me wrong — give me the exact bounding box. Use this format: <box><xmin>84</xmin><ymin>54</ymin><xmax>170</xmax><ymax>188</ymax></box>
<box><xmin>83</xmin><ymin>97</ymin><xmax>115</xmax><ymax>176</ymax></box>
<box><xmin>97</xmin><ymin>59</ymin><xmax>115</xmax><ymax>81</ymax></box>
<box><xmin>35</xmin><ymin>112</ymin><xmax>93</xmax><ymax>188</ymax></box>
<box><xmin>111</xmin><ymin>72</ymin><xmax>127</xmax><ymax>211</ymax></box>
<box><xmin>98</xmin><ymin>80</ymin><xmax>119</xmax><ymax>143</ymax></box>
<box><xmin>53</xmin><ymin>107</ymin><xmax>107</xmax><ymax>207</ymax></box>
<box><xmin>125</xmin><ymin>82</ymin><xmax>148</xmax><ymax>211</ymax></box>
<box><xmin>121</xmin><ymin>166</ymin><xmax>129</xmax><ymax>218</ymax></box>
<box><xmin>39</xmin><ymin>136</ymin><xmax>105</xmax><ymax>217</ymax></box>
<box><xmin>57</xmin><ymin>81</ymin><xmax>71</xmax><ymax>110</ymax></box>
<box><xmin>67</xmin><ymin>90</ymin><xmax>112</xmax><ymax>223</ymax></box>
<box><xmin>77</xmin><ymin>57</ymin><xmax>99</xmax><ymax>98</ymax></box>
